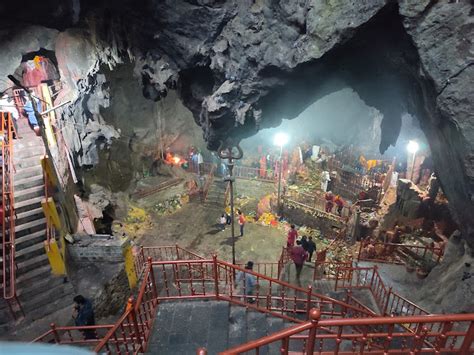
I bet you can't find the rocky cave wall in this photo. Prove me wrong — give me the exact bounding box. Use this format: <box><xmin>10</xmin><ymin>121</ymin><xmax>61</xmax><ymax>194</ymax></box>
<box><xmin>0</xmin><ymin>1</ymin><xmax>473</xmax><ymax>245</ymax></box>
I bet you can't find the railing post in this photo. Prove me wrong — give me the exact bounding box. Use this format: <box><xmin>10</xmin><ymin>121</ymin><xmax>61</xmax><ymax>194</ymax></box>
<box><xmin>147</xmin><ymin>257</ymin><xmax>158</xmax><ymax>300</ymax></box>
<box><xmin>50</xmin><ymin>323</ymin><xmax>60</xmax><ymax>343</ymax></box>
<box><xmin>305</xmin><ymin>308</ymin><xmax>321</xmax><ymax>355</ymax></box>
<box><xmin>127</xmin><ymin>297</ymin><xmax>142</xmax><ymax>346</ymax></box>
<box><xmin>459</xmin><ymin>321</ymin><xmax>474</xmax><ymax>354</ymax></box>
<box><xmin>357</xmin><ymin>239</ymin><xmax>363</xmax><ymax>262</ymax></box>
<box><xmin>175</xmin><ymin>244</ymin><xmax>180</xmax><ymax>260</ymax></box>
<box><xmin>383</xmin><ymin>287</ymin><xmax>392</xmax><ymax>315</ymax></box>
<box><xmin>306</xmin><ymin>285</ymin><xmax>313</xmax><ymax>320</ymax></box>
<box><xmin>213</xmin><ymin>255</ymin><xmax>220</xmax><ymax>300</ymax></box>
<box><xmin>370</xmin><ymin>265</ymin><xmax>377</xmax><ymax>288</ymax></box>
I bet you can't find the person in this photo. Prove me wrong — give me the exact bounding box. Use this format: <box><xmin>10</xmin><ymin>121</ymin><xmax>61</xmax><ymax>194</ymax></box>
<box><xmin>236</xmin><ymin>261</ymin><xmax>256</xmax><ymax>303</ymax></box>
<box><xmin>237</xmin><ymin>209</ymin><xmax>245</xmax><ymax>237</ymax></box>
<box><xmin>287</xmin><ymin>224</ymin><xmax>298</xmax><ymax>248</ymax></box>
<box><xmin>307</xmin><ymin>236</ymin><xmax>316</xmax><ymax>262</ymax></box>
<box><xmin>334</xmin><ymin>195</ymin><xmax>345</xmax><ymax>216</ymax></box>
<box><xmin>324</xmin><ymin>191</ymin><xmax>334</xmax><ymax>213</ymax></box>
<box><xmin>320</xmin><ymin>170</ymin><xmax>330</xmax><ymax>192</ymax></box>
<box><xmin>72</xmin><ymin>295</ymin><xmax>96</xmax><ymax>339</ymax></box>
<box><xmin>219</xmin><ymin>214</ymin><xmax>227</xmax><ymax>231</ymax></box>
<box><xmin>0</xmin><ymin>94</ymin><xmax>20</xmax><ymax>137</ymax></box>
<box><xmin>225</xmin><ymin>212</ymin><xmax>232</xmax><ymax>226</ymax></box>
<box><xmin>301</xmin><ymin>235</ymin><xmax>309</xmax><ymax>252</ymax></box>
<box><xmin>327</xmin><ymin>171</ymin><xmax>337</xmax><ymax>192</ymax></box>
<box><xmin>196</xmin><ymin>150</ymin><xmax>204</xmax><ymax>175</ymax></box>
<box><xmin>290</xmin><ymin>240</ymin><xmax>308</xmax><ymax>280</ymax></box>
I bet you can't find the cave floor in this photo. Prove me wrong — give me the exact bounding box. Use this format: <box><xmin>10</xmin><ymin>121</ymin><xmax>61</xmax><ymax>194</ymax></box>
<box><xmin>138</xmin><ymin>201</ymin><xmax>292</xmax><ymax>263</ymax></box>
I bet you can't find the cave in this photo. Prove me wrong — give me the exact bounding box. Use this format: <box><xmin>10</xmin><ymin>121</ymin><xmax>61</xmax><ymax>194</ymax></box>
<box><xmin>0</xmin><ymin>0</ymin><xmax>473</xmax><ymax>353</ymax></box>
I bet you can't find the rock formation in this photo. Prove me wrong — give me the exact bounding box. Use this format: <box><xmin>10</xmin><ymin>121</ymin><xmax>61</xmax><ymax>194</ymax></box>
<box><xmin>0</xmin><ymin>1</ymin><xmax>473</xmax><ymax>248</ymax></box>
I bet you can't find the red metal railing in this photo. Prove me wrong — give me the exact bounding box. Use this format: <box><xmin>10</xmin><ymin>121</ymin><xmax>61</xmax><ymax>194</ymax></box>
<box><xmin>152</xmin><ymin>257</ymin><xmax>374</xmax><ymax>323</ymax></box>
<box><xmin>2</xmin><ymin>112</ymin><xmax>16</xmax><ymax>300</ymax></box>
<box><xmin>232</xmin><ymin>165</ymin><xmax>275</xmax><ymax>182</ymax></box>
<box><xmin>134</xmin><ymin>245</ymin><xmax>204</xmax><ymax>277</ymax></box>
<box><xmin>335</xmin><ymin>265</ymin><xmax>430</xmax><ymax>320</ymax></box>
<box><xmin>32</xmin><ymin>323</ymin><xmax>114</xmax><ymax>345</ymax></box>
<box><xmin>220</xmin><ymin>308</ymin><xmax>474</xmax><ymax>354</ymax></box>
<box><xmin>286</xmin><ymin>190</ymin><xmax>344</xmax><ymax>214</ymax></box>
<box><xmin>95</xmin><ymin>260</ymin><xmax>159</xmax><ymax>353</ymax></box>
<box><xmin>357</xmin><ymin>241</ymin><xmax>444</xmax><ymax>265</ymax></box>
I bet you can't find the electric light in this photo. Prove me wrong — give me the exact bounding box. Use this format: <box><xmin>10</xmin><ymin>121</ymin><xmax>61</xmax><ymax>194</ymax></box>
<box><xmin>407</xmin><ymin>140</ymin><xmax>419</xmax><ymax>154</ymax></box>
<box><xmin>273</xmin><ymin>132</ymin><xmax>289</xmax><ymax>147</ymax></box>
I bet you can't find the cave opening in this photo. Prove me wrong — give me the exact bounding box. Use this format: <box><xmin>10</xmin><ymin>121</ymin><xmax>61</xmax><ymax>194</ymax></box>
<box><xmin>0</xmin><ymin>0</ymin><xmax>473</xmax><ymax>349</ymax></box>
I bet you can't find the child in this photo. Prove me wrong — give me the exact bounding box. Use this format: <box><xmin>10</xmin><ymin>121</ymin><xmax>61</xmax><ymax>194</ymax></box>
<box><xmin>219</xmin><ymin>214</ymin><xmax>227</xmax><ymax>231</ymax></box>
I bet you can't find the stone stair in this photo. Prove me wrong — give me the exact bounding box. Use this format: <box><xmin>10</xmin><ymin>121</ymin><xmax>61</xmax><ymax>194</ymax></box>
<box><xmin>204</xmin><ymin>179</ymin><xmax>226</xmax><ymax>210</ymax></box>
<box><xmin>0</xmin><ymin>118</ymin><xmax>75</xmax><ymax>334</ymax></box>
<box><xmin>146</xmin><ymin>300</ymin><xmax>288</xmax><ymax>355</ymax></box>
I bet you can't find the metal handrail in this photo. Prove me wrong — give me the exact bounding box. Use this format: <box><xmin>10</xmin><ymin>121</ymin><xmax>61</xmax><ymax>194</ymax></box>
<box><xmin>335</xmin><ymin>265</ymin><xmax>430</xmax><ymax>318</ymax></box>
<box><xmin>220</xmin><ymin>309</ymin><xmax>474</xmax><ymax>355</ymax></box>
<box><xmin>357</xmin><ymin>241</ymin><xmax>444</xmax><ymax>265</ymax></box>
<box><xmin>2</xmin><ymin>112</ymin><xmax>16</xmax><ymax>300</ymax></box>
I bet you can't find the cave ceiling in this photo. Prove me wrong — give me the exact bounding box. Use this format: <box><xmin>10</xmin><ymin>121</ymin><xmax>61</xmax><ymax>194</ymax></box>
<box><xmin>0</xmin><ymin>0</ymin><xmax>473</xmax><ymax>243</ymax></box>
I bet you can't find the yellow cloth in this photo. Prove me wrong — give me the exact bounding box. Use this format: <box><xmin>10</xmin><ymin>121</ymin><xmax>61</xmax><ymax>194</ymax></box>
<box><xmin>367</xmin><ymin>160</ymin><xmax>378</xmax><ymax>171</ymax></box>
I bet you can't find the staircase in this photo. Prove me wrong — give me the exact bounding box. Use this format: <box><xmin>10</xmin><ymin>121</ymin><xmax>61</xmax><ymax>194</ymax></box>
<box><xmin>0</xmin><ymin>117</ymin><xmax>74</xmax><ymax>333</ymax></box>
<box><xmin>204</xmin><ymin>179</ymin><xmax>226</xmax><ymax>210</ymax></box>
<box><xmin>146</xmin><ymin>300</ymin><xmax>287</xmax><ymax>354</ymax></box>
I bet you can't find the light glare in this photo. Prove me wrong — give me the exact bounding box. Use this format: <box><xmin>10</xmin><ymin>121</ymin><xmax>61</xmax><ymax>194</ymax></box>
<box><xmin>407</xmin><ymin>140</ymin><xmax>419</xmax><ymax>154</ymax></box>
<box><xmin>273</xmin><ymin>132</ymin><xmax>289</xmax><ymax>147</ymax></box>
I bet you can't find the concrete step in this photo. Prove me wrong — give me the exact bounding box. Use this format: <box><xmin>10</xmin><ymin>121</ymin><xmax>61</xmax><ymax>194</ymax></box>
<box><xmin>14</xmin><ymin>196</ymin><xmax>43</xmax><ymax>214</ymax></box>
<box><xmin>246</xmin><ymin>311</ymin><xmax>269</xmax><ymax>354</ymax></box>
<box><xmin>266</xmin><ymin>317</ymin><xmax>286</xmax><ymax>354</ymax></box>
<box><xmin>13</xmin><ymin>148</ymin><xmax>44</xmax><ymax>161</ymax></box>
<box><xmin>228</xmin><ymin>306</ymin><xmax>247</xmax><ymax>348</ymax></box>
<box><xmin>10</xmin><ymin>218</ymin><xmax>46</xmax><ymax>237</ymax></box>
<box><xmin>13</xmin><ymin>174</ymin><xmax>44</xmax><ymax>190</ymax></box>
<box><xmin>12</xmin><ymin>137</ymin><xmax>43</xmax><ymax>150</ymax></box>
<box><xmin>16</xmin><ymin>253</ymin><xmax>49</xmax><ymax>276</ymax></box>
<box><xmin>12</xmin><ymin>166</ymin><xmax>43</xmax><ymax>181</ymax></box>
<box><xmin>0</xmin><ymin>218</ymin><xmax>46</xmax><ymax>240</ymax></box>
<box><xmin>14</xmin><ymin>207</ymin><xmax>45</xmax><ymax>227</ymax></box>
<box><xmin>13</xmin><ymin>156</ymin><xmax>43</xmax><ymax>170</ymax></box>
<box><xmin>15</xmin><ymin>229</ymin><xmax>46</xmax><ymax>250</ymax></box>
<box><xmin>14</xmin><ymin>185</ymin><xmax>44</xmax><ymax>203</ymax></box>
<box><xmin>23</xmin><ymin>282</ymin><xmax>75</xmax><ymax>321</ymax></box>
<box><xmin>146</xmin><ymin>300</ymin><xmax>230</xmax><ymax>354</ymax></box>
<box><xmin>15</xmin><ymin>264</ymin><xmax>51</xmax><ymax>288</ymax></box>
<box><xmin>16</xmin><ymin>274</ymin><xmax>64</xmax><ymax>299</ymax></box>
<box><xmin>13</xmin><ymin>149</ymin><xmax>44</xmax><ymax>162</ymax></box>
<box><xmin>15</xmin><ymin>241</ymin><xmax>45</xmax><ymax>262</ymax></box>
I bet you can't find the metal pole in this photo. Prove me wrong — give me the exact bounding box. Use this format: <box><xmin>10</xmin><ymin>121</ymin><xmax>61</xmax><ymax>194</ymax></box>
<box><xmin>228</xmin><ymin>158</ymin><xmax>236</xmax><ymax>265</ymax></box>
<box><xmin>277</xmin><ymin>145</ymin><xmax>283</xmax><ymax>215</ymax></box>
<box><xmin>411</xmin><ymin>151</ymin><xmax>416</xmax><ymax>182</ymax></box>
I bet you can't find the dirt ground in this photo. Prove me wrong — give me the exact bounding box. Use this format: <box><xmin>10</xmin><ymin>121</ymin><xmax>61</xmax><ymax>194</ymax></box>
<box><xmin>138</xmin><ymin>201</ymin><xmax>292</xmax><ymax>263</ymax></box>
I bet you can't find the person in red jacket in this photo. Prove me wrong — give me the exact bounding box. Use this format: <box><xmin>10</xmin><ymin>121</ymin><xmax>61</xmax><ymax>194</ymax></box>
<box><xmin>238</xmin><ymin>209</ymin><xmax>245</xmax><ymax>237</ymax></box>
<box><xmin>334</xmin><ymin>195</ymin><xmax>345</xmax><ymax>216</ymax></box>
<box><xmin>290</xmin><ymin>240</ymin><xmax>308</xmax><ymax>280</ymax></box>
<box><xmin>324</xmin><ymin>191</ymin><xmax>334</xmax><ymax>213</ymax></box>
<box><xmin>287</xmin><ymin>224</ymin><xmax>298</xmax><ymax>247</ymax></box>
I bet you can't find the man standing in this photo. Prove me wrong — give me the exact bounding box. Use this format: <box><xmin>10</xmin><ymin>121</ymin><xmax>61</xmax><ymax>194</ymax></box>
<box><xmin>287</xmin><ymin>224</ymin><xmax>298</xmax><ymax>248</ymax></box>
<box><xmin>290</xmin><ymin>240</ymin><xmax>308</xmax><ymax>280</ymax></box>
<box><xmin>307</xmin><ymin>237</ymin><xmax>316</xmax><ymax>262</ymax></box>
<box><xmin>325</xmin><ymin>191</ymin><xmax>334</xmax><ymax>213</ymax></box>
<box><xmin>334</xmin><ymin>195</ymin><xmax>345</xmax><ymax>216</ymax></box>
<box><xmin>236</xmin><ymin>261</ymin><xmax>256</xmax><ymax>303</ymax></box>
<box><xmin>238</xmin><ymin>210</ymin><xmax>245</xmax><ymax>237</ymax></box>
<box><xmin>72</xmin><ymin>295</ymin><xmax>96</xmax><ymax>339</ymax></box>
